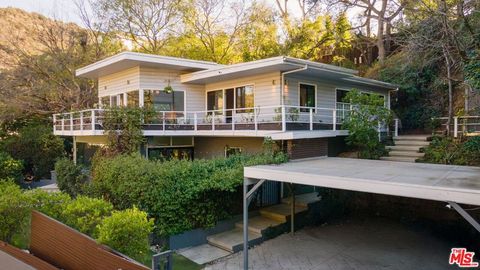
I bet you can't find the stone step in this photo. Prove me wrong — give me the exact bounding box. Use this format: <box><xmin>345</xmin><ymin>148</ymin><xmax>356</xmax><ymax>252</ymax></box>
<box><xmin>394</xmin><ymin>140</ymin><xmax>430</xmax><ymax>146</ymax></box>
<box><xmin>235</xmin><ymin>216</ymin><xmax>283</xmax><ymax>234</ymax></box>
<box><xmin>388</xmin><ymin>151</ymin><xmax>425</xmax><ymax>158</ymax></box>
<box><xmin>177</xmin><ymin>244</ymin><xmax>231</xmax><ymax>265</ymax></box>
<box><xmin>394</xmin><ymin>135</ymin><xmax>430</xmax><ymax>141</ymax></box>
<box><xmin>207</xmin><ymin>228</ymin><xmax>262</xmax><ymax>253</ymax></box>
<box><xmin>259</xmin><ymin>203</ymin><xmax>308</xmax><ymax>223</ymax></box>
<box><xmin>387</xmin><ymin>145</ymin><xmax>424</xmax><ymax>152</ymax></box>
<box><xmin>281</xmin><ymin>192</ymin><xmax>321</xmax><ymax>207</ymax></box>
<box><xmin>380</xmin><ymin>156</ymin><xmax>418</xmax><ymax>163</ymax></box>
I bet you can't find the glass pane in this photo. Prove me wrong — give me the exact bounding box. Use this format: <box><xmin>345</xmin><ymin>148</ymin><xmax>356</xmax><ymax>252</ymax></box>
<box><xmin>127</xmin><ymin>90</ymin><xmax>139</xmax><ymax>107</ymax></box>
<box><xmin>148</xmin><ymin>136</ymin><xmax>170</xmax><ymax>146</ymax></box>
<box><xmin>172</xmin><ymin>136</ymin><xmax>193</xmax><ymax>146</ymax></box>
<box><xmin>336</xmin><ymin>89</ymin><xmax>349</xmax><ymax>103</ymax></box>
<box><xmin>118</xmin><ymin>93</ymin><xmax>125</xmax><ymax>107</ymax></box>
<box><xmin>300</xmin><ymin>84</ymin><xmax>315</xmax><ymax>112</ymax></box>
<box><xmin>144</xmin><ymin>90</ymin><xmax>185</xmax><ymax>111</ymax></box>
<box><xmin>235</xmin><ymin>85</ymin><xmax>254</xmax><ymax>112</ymax></box>
<box><xmin>207</xmin><ymin>90</ymin><xmax>223</xmax><ymax>111</ymax></box>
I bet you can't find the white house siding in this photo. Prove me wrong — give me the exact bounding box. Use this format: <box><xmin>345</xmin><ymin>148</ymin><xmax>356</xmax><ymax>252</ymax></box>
<box><xmin>98</xmin><ymin>66</ymin><xmax>141</xmax><ymax>97</ymax></box>
<box><xmin>139</xmin><ymin>67</ymin><xmax>205</xmax><ymax>111</ymax></box>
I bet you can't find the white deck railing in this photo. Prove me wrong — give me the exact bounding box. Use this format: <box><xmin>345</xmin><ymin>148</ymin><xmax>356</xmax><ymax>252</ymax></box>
<box><xmin>53</xmin><ymin>105</ymin><xmax>350</xmax><ymax>134</ymax></box>
<box><xmin>433</xmin><ymin>116</ymin><xmax>480</xmax><ymax>137</ymax></box>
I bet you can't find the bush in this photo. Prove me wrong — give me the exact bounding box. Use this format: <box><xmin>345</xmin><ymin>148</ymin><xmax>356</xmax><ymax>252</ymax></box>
<box><xmin>55</xmin><ymin>158</ymin><xmax>89</xmax><ymax>197</ymax></box>
<box><xmin>0</xmin><ymin>152</ymin><xmax>23</xmax><ymax>182</ymax></box>
<box><xmin>27</xmin><ymin>189</ymin><xmax>71</xmax><ymax>220</ymax></box>
<box><xmin>341</xmin><ymin>89</ymin><xmax>391</xmax><ymax>159</ymax></box>
<box><xmin>91</xmin><ymin>152</ymin><xmax>287</xmax><ymax>236</ymax></box>
<box><xmin>0</xmin><ymin>180</ymin><xmax>31</xmax><ymax>244</ymax></box>
<box><xmin>2</xmin><ymin>124</ymin><xmax>64</xmax><ymax>179</ymax></box>
<box><xmin>423</xmin><ymin>136</ymin><xmax>480</xmax><ymax>166</ymax></box>
<box><xmin>62</xmin><ymin>196</ymin><xmax>113</xmax><ymax>237</ymax></box>
<box><xmin>97</xmin><ymin>207</ymin><xmax>154</xmax><ymax>261</ymax></box>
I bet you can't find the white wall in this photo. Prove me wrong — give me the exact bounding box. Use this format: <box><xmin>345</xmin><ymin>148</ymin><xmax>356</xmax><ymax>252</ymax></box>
<box><xmin>98</xmin><ymin>66</ymin><xmax>140</xmax><ymax>97</ymax></box>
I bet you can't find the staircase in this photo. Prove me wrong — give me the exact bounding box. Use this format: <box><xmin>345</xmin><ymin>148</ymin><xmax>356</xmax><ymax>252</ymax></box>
<box><xmin>382</xmin><ymin>135</ymin><xmax>431</xmax><ymax>163</ymax></box>
<box><xmin>206</xmin><ymin>193</ymin><xmax>319</xmax><ymax>254</ymax></box>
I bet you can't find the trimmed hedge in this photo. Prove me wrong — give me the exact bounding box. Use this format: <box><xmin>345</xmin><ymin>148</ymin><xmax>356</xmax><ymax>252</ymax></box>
<box><xmin>91</xmin><ymin>153</ymin><xmax>287</xmax><ymax>236</ymax></box>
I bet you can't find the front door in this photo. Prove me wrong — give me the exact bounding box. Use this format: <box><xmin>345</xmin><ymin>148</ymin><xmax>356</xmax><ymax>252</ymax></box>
<box><xmin>225</xmin><ymin>88</ymin><xmax>234</xmax><ymax>123</ymax></box>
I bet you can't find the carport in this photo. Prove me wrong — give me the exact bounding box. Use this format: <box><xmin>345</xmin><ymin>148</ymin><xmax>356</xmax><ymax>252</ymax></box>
<box><xmin>242</xmin><ymin>157</ymin><xmax>480</xmax><ymax>270</ymax></box>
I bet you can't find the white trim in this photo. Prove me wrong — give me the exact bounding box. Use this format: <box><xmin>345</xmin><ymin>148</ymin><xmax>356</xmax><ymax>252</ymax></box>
<box><xmin>298</xmin><ymin>82</ymin><xmax>317</xmax><ymax>111</ymax></box>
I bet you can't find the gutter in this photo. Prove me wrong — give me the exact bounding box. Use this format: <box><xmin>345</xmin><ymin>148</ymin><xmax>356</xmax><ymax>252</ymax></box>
<box><xmin>280</xmin><ymin>59</ymin><xmax>308</xmax><ymax>105</ymax></box>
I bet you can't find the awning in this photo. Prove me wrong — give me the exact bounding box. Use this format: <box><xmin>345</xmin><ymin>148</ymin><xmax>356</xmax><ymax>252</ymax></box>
<box><xmin>241</xmin><ymin>157</ymin><xmax>480</xmax><ymax>269</ymax></box>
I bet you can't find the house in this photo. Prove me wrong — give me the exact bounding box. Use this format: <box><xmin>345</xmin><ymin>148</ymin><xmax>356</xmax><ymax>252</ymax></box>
<box><xmin>52</xmin><ymin>52</ymin><xmax>397</xmax><ymax>162</ymax></box>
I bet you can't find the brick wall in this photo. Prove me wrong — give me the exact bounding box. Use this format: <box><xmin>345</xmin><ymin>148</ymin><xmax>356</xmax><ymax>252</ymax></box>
<box><xmin>286</xmin><ymin>138</ymin><xmax>328</xmax><ymax>159</ymax></box>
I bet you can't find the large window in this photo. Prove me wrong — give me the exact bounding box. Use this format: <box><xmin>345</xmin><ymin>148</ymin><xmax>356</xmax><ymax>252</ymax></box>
<box><xmin>336</xmin><ymin>89</ymin><xmax>350</xmax><ymax>103</ymax></box>
<box><xmin>299</xmin><ymin>84</ymin><xmax>316</xmax><ymax>112</ymax></box>
<box><xmin>235</xmin><ymin>85</ymin><xmax>254</xmax><ymax>112</ymax></box>
<box><xmin>207</xmin><ymin>90</ymin><xmax>224</xmax><ymax>112</ymax></box>
<box><xmin>127</xmin><ymin>90</ymin><xmax>139</xmax><ymax>107</ymax></box>
<box><xmin>144</xmin><ymin>90</ymin><xmax>185</xmax><ymax>111</ymax></box>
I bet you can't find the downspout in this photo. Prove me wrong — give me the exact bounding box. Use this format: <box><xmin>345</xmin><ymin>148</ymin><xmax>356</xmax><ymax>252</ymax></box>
<box><xmin>280</xmin><ymin>61</ymin><xmax>308</xmax><ymax>106</ymax></box>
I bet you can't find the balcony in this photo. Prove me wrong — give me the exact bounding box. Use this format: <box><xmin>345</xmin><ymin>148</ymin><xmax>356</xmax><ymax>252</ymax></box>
<box><xmin>53</xmin><ymin>105</ymin><xmax>350</xmax><ymax>139</ymax></box>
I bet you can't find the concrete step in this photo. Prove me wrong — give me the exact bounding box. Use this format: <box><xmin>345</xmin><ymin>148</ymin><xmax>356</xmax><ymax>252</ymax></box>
<box><xmin>281</xmin><ymin>192</ymin><xmax>321</xmax><ymax>207</ymax></box>
<box><xmin>177</xmin><ymin>244</ymin><xmax>231</xmax><ymax>265</ymax></box>
<box><xmin>207</xmin><ymin>228</ymin><xmax>262</xmax><ymax>253</ymax></box>
<box><xmin>259</xmin><ymin>203</ymin><xmax>308</xmax><ymax>223</ymax></box>
<box><xmin>380</xmin><ymin>156</ymin><xmax>418</xmax><ymax>163</ymax></box>
<box><xmin>387</xmin><ymin>145</ymin><xmax>424</xmax><ymax>152</ymax></box>
<box><xmin>394</xmin><ymin>140</ymin><xmax>430</xmax><ymax>146</ymax></box>
<box><xmin>235</xmin><ymin>216</ymin><xmax>283</xmax><ymax>234</ymax></box>
<box><xmin>388</xmin><ymin>151</ymin><xmax>425</xmax><ymax>158</ymax></box>
<box><xmin>394</xmin><ymin>135</ymin><xmax>430</xmax><ymax>141</ymax></box>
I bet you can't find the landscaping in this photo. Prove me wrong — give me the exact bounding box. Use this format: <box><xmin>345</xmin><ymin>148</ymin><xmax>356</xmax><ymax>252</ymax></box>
<box><xmin>421</xmin><ymin>136</ymin><xmax>480</xmax><ymax>166</ymax></box>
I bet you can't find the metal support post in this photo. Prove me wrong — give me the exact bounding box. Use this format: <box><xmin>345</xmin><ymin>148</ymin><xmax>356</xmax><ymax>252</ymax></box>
<box><xmin>448</xmin><ymin>201</ymin><xmax>480</xmax><ymax>233</ymax></box>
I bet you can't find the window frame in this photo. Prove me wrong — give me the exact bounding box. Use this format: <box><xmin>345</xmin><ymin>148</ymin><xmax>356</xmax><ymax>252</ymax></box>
<box><xmin>298</xmin><ymin>82</ymin><xmax>317</xmax><ymax>112</ymax></box>
<box><xmin>205</xmin><ymin>84</ymin><xmax>255</xmax><ymax>113</ymax></box>
<box><xmin>143</xmin><ymin>89</ymin><xmax>187</xmax><ymax>114</ymax></box>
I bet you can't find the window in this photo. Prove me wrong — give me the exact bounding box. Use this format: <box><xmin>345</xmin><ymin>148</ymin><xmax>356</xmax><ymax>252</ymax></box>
<box><xmin>236</xmin><ymin>85</ymin><xmax>254</xmax><ymax>112</ymax></box>
<box><xmin>144</xmin><ymin>90</ymin><xmax>185</xmax><ymax>111</ymax></box>
<box><xmin>127</xmin><ymin>90</ymin><xmax>139</xmax><ymax>107</ymax></box>
<box><xmin>207</xmin><ymin>90</ymin><xmax>224</xmax><ymax>112</ymax></box>
<box><xmin>225</xmin><ymin>146</ymin><xmax>242</xmax><ymax>157</ymax></box>
<box><xmin>117</xmin><ymin>93</ymin><xmax>125</xmax><ymax>107</ymax></box>
<box><xmin>336</xmin><ymin>89</ymin><xmax>350</xmax><ymax>103</ymax></box>
<box><xmin>299</xmin><ymin>84</ymin><xmax>315</xmax><ymax>112</ymax></box>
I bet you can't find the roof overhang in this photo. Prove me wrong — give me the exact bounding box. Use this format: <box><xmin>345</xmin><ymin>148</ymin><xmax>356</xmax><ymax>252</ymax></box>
<box><xmin>180</xmin><ymin>56</ymin><xmax>397</xmax><ymax>90</ymax></box>
<box><xmin>76</xmin><ymin>52</ymin><xmax>222</xmax><ymax>79</ymax></box>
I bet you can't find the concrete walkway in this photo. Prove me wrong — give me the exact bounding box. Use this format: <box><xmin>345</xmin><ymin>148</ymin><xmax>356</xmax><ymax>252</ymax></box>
<box><xmin>206</xmin><ymin>218</ymin><xmax>454</xmax><ymax>270</ymax></box>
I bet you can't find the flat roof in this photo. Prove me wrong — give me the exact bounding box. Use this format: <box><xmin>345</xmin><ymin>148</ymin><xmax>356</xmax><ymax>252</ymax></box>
<box><xmin>76</xmin><ymin>52</ymin><xmax>222</xmax><ymax>78</ymax></box>
<box><xmin>244</xmin><ymin>157</ymin><xmax>480</xmax><ymax>205</ymax></box>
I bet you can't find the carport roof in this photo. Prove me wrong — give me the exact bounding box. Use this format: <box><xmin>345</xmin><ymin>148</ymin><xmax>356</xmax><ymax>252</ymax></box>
<box><xmin>244</xmin><ymin>157</ymin><xmax>480</xmax><ymax>206</ymax></box>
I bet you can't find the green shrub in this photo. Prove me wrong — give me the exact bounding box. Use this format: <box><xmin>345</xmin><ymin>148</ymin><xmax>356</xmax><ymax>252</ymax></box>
<box><xmin>27</xmin><ymin>189</ymin><xmax>71</xmax><ymax>220</ymax></box>
<box><xmin>91</xmin><ymin>152</ymin><xmax>287</xmax><ymax>236</ymax></box>
<box><xmin>97</xmin><ymin>207</ymin><xmax>154</xmax><ymax>261</ymax></box>
<box><xmin>0</xmin><ymin>180</ymin><xmax>31</xmax><ymax>244</ymax></box>
<box><xmin>62</xmin><ymin>196</ymin><xmax>113</xmax><ymax>237</ymax></box>
<box><xmin>2</xmin><ymin>124</ymin><xmax>64</xmax><ymax>179</ymax></box>
<box><xmin>422</xmin><ymin>136</ymin><xmax>480</xmax><ymax>166</ymax></box>
<box><xmin>55</xmin><ymin>158</ymin><xmax>89</xmax><ymax>197</ymax></box>
<box><xmin>341</xmin><ymin>89</ymin><xmax>391</xmax><ymax>159</ymax></box>
<box><xmin>0</xmin><ymin>152</ymin><xmax>23</xmax><ymax>182</ymax></box>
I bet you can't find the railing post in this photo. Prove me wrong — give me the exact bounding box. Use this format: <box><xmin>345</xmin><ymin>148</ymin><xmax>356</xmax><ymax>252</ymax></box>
<box><xmin>212</xmin><ymin>112</ymin><xmax>215</xmax><ymax>131</ymax></box>
<box><xmin>80</xmin><ymin>112</ymin><xmax>84</xmax><ymax>131</ymax></box>
<box><xmin>232</xmin><ymin>111</ymin><xmax>235</xmax><ymax>131</ymax></box>
<box><xmin>394</xmin><ymin>119</ymin><xmax>399</xmax><ymax>137</ymax></box>
<box><xmin>378</xmin><ymin>122</ymin><xmax>381</xmax><ymax>142</ymax></box>
<box><xmin>70</xmin><ymin>113</ymin><xmax>73</xmax><ymax>131</ymax></box>
<box><xmin>454</xmin><ymin>116</ymin><xmax>458</xmax><ymax>138</ymax></box>
<box><xmin>332</xmin><ymin>110</ymin><xmax>336</xmax><ymax>131</ymax></box>
<box><xmin>91</xmin><ymin>110</ymin><xmax>95</xmax><ymax>131</ymax></box>
<box><xmin>194</xmin><ymin>113</ymin><xmax>197</xmax><ymax>131</ymax></box>
<box><xmin>254</xmin><ymin>107</ymin><xmax>258</xmax><ymax>132</ymax></box>
<box><xmin>53</xmin><ymin>114</ymin><xmax>56</xmax><ymax>133</ymax></box>
<box><xmin>61</xmin><ymin>116</ymin><xmax>65</xmax><ymax>131</ymax></box>
<box><xmin>162</xmin><ymin>112</ymin><xmax>166</xmax><ymax>133</ymax></box>
<box><xmin>281</xmin><ymin>106</ymin><xmax>286</xmax><ymax>132</ymax></box>
<box><xmin>309</xmin><ymin>108</ymin><xmax>313</xmax><ymax>131</ymax></box>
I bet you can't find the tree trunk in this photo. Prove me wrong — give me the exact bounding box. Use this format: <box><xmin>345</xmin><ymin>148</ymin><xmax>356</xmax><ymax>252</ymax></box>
<box><xmin>443</xmin><ymin>45</ymin><xmax>453</xmax><ymax>136</ymax></box>
<box><xmin>376</xmin><ymin>0</ymin><xmax>388</xmax><ymax>63</ymax></box>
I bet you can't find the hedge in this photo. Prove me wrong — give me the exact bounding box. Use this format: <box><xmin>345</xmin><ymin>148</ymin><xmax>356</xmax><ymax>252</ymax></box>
<box><xmin>91</xmin><ymin>152</ymin><xmax>287</xmax><ymax>236</ymax></box>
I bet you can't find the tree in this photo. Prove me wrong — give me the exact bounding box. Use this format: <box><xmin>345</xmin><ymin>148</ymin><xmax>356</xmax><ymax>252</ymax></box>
<box><xmin>55</xmin><ymin>158</ymin><xmax>89</xmax><ymax>198</ymax></box>
<box><xmin>62</xmin><ymin>196</ymin><xmax>113</xmax><ymax>237</ymax></box>
<box><xmin>341</xmin><ymin>89</ymin><xmax>391</xmax><ymax>159</ymax></box>
<box><xmin>0</xmin><ymin>180</ymin><xmax>31</xmax><ymax>244</ymax></box>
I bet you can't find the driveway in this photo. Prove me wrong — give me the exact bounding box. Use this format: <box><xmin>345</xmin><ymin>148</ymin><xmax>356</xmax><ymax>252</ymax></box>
<box><xmin>206</xmin><ymin>218</ymin><xmax>455</xmax><ymax>270</ymax></box>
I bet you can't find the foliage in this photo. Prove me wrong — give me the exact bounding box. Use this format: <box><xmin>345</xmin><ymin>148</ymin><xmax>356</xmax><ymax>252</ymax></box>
<box><xmin>464</xmin><ymin>50</ymin><xmax>480</xmax><ymax>91</ymax></box>
<box><xmin>341</xmin><ymin>89</ymin><xmax>391</xmax><ymax>159</ymax></box>
<box><xmin>2</xmin><ymin>123</ymin><xmax>64</xmax><ymax>179</ymax></box>
<box><xmin>62</xmin><ymin>196</ymin><xmax>113</xmax><ymax>237</ymax></box>
<box><xmin>55</xmin><ymin>158</ymin><xmax>89</xmax><ymax>197</ymax></box>
<box><xmin>97</xmin><ymin>207</ymin><xmax>154</xmax><ymax>261</ymax></box>
<box><xmin>0</xmin><ymin>152</ymin><xmax>23</xmax><ymax>182</ymax></box>
<box><xmin>0</xmin><ymin>180</ymin><xmax>31</xmax><ymax>244</ymax></box>
<box><xmin>90</xmin><ymin>152</ymin><xmax>287</xmax><ymax>236</ymax></box>
<box><xmin>27</xmin><ymin>189</ymin><xmax>72</xmax><ymax>220</ymax></box>
<box><xmin>101</xmin><ymin>106</ymin><xmax>155</xmax><ymax>157</ymax></box>
<box><xmin>423</xmin><ymin>136</ymin><xmax>480</xmax><ymax>166</ymax></box>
